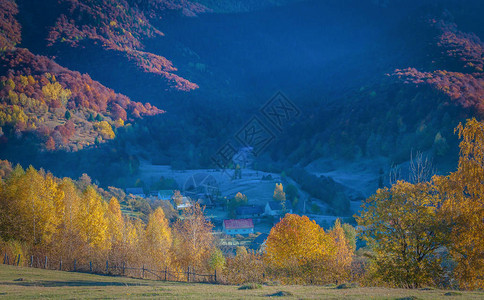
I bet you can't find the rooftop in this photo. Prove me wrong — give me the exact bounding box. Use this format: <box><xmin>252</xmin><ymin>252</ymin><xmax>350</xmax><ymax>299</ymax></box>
<box><xmin>267</xmin><ymin>200</ymin><xmax>293</xmax><ymax>211</ymax></box>
<box><xmin>236</xmin><ymin>205</ymin><xmax>264</xmax><ymax>216</ymax></box>
<box><xmin>223</xmin><ymin>219</ymin><xmax>254</xmax><ymax>230</ymax></box>
<box><xmin>250</xmin><ymin>233</ymin><xmax>269</xmax><ymax>250</ymax></box>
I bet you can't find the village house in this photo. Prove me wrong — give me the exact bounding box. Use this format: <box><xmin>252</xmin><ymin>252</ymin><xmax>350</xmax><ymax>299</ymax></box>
<box><xmin>157</xmin><ymin>190</ymin><xmax>173</xmax><ymax>201</ymax></box>
<box><xmin>265</xmin><ymin>201</ymin><xmax>293</xmax><ymax>216</ymax></box>
<box><xmin>223</xmin><ymin>219</ymin><xmax>254</xmax><ymax>235</ymax></box>
<box><xmin>173</xmin><ymin>196</ymin><xmax>193</xmax><ymax>210</ymax></box>
<box><xmin>236</xmin><ymin>205</ymin><xmax>265</xmax><ymax>219</ymax></box>
<box><xmin>249</xmin><ymin>233</ymin><xmax>269</xmax><ymax>253</ymax></box>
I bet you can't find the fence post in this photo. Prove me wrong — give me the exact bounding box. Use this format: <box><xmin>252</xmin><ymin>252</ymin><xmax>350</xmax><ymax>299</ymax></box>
<box><xmin>214</xmin><ymin>269</ymin><xmax>217</xmax><ymax>283</ymax></box>
<box><xmin>123</xmin><ymin>262</ymin><xmax>125</xmax><ymax>276</ymax></box>
<box><xmin>59</xmin><ymin>259</ymin><xmax>62</xmax><ymax>271</ymax></box>
<box><xmin>142</xmin><ymin>265</ymin><xmax>145</xmax><ymax>279</ymax></box>
<box><xmin>30</xmin><ymin>255</ymin><xmax>33</xmax><ymax>267</ymax></box>
<box><xmin>6</xmin><ymin>255</ymin><xmax>9</xmax><ymax>265</ymax></box>
<box><xmin>74</xmin><ymin>259</ymin><xmax>77</xmax><ymax>272</ymax></box>
<box><xmin>187</xmin><ymin>266</ymin><xmax>190</xmax><ymax>282</ymax></box>
<box><xmin>16</xmin><ymin>254</ymin><xmax>20</xmax><ymax>266</ymax></box>
<box><xmin>44</xmin><ymin>256</ymin><xmax>48</xmax><ymax>269</ymax></box>
<box><xmin>106</xmin><ymin>260</ymin><xmax>109</xmax><ymax>273</ymax></box>
<box><xmin>164</xmin><ymin>266</ymin><xmax>167</xmax><ymax>281</ymax></box>
<box><xmin>89</xmin><ymin>261</ymin><xmax>92</xmax><ymax>273</ymax></box>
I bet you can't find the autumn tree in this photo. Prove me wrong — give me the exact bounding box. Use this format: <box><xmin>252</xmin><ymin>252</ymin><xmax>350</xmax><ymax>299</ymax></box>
<box><xmin>208</xmin><ymin>248</ymin><xmax>226</xmax><ymax>272</ymax></box>
<box><xmin>273</xmin><ymin>183</ymin><xmax>286</xmax><ymax>202</ymax></box>
<box><xmin>107</xmin><ymin>197</ymin><xmax>124</xmax><ymax>243</ymax></box>
<box><xmin>172</xmin><ymin>190</ymin><xmax>183</xmax><ymax>206</ymax></box>
<box><xmin>264</xmin><ymin>214</ymin><xmax>335</xmax><ymax>284</ymax></box>
<box><xmin>0</xmin><ymin>166</ymin><xmax>64</xmax><ymax>247</ymax></box>
<box><xmin>342</xmin><ymin>223</ymin><xmax>357</xmax><ymax>253</ymax></box>
<box><xmin>172</xmin><ymin>203</ymin><xmax>214</xmax><ymax>273</ymax></box>
<box><xmin>51</xmin><ymin>177</ymin><xmax>84</xmax><ymax>261</ymax></box>
<box><xmin>77</xmin><ymin>186</ymin><xmax>110</xmax><ymax>256</ymax></box>
<box><xmin>94</xmin><ymin>121</ymin><xmax>115</xmax><ymax>140</ymax></box>
<box><xmin>328</xmin><ymin>219</ymin><xmax>353</xmax><ymax>283</ymax></box>
<box><xmin>144</xmin><ymin>207</ymin><xmax>172</xmax><ymax>269</ymax></box>
<box><xmin>433</xmin><ymin>118</ymin><xmax>484</xmax><ymax>289</ymax></box>
<box><xmin>0</xmin><ymin>159</ymin><xmax>13</xmax><ymax>179</ymax></box>
<box><xmin>228</xmin><ymin>192</ymin><xmax>248</xmax><ymax>218</ymax></box>
<box><xmin>357</xmin><ymin>181</ymin><xmax>449</xmax><ymax>288</ymax></box>
<box><xmin>106</xmin><ymin>197</ymin><xmax>127</xmax><ymax>264</ymax></box>
<box><xmin>223</xmin><ymin>246</ymin><xmax>264</xmax><ymax>284</ymax></box>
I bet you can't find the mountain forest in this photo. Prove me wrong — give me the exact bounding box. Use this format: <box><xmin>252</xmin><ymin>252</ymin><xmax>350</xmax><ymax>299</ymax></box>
<box><xmin>0</xmin><ymin>0</ymin><xmax>483</xmax><ymax>292</ymax></box>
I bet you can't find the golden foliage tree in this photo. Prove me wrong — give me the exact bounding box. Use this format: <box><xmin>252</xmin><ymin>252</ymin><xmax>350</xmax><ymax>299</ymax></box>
<box><xmin>329</xmin><ymin>219</ymin><xmax>353</xmax><ymax>283</ymax></box>
<box><xmin>94</xmin><ymin>121</ymin><xmax>115</xmax><ymax>140</ymax></box>
<box><xmin>77</xmin><ymin>186</ymin><xmax>109</xmax><ymax>254</ymax></box>
<box><xmin>264</xmin><ymin>214</ymin><xmax>335</xmax><ymax>284</ymax></box>
<box><xmin>52</xmin><ymin>178</ymin><xmax>83</xmax><ymax>260</ymax></box>
<box><xmin>434</xmin><ymin>118</ymin><xmax>484</xmax><ymax>289</ymax></box>
<box><xmin>172</xmin><ymin>203</ymin><xmax>214</xmax><ymax>272</ymax></box>
<box><xmin>223</xmin><ymin>246</ymin><xmax>264</xmax><ymax>284</ymax></box>
<box><xmin>273</xmin><ymin>183</ymin><xmax>286</xmax><ymax>202</ymax></box>
<box><xmin>357</xmin><ymin>181</ymin><xmax>448</xmax><ymax>288</ymax></box>
<box><xmin>0</xmin><ymin>166</ymin><xmax>64</xmax><ymax>247</ymax></box>
<box><xmin>144</xmin><ymin>207</ymin><xmax>172</xmax><ymax>269</ymax></box>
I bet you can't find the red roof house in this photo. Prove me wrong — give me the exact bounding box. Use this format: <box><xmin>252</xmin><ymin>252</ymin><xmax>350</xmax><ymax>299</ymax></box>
<box><xmin>223</xmin><ymin>219</ymin><xmax>254</xmax><ymax>235</ymax></box>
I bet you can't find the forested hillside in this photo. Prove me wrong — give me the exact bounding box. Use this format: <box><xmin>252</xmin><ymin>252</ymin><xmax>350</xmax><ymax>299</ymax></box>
<box><xmin>0</xmin><ymin>0</ymin><xmax>163</xmax><ymax>151</ymax></box>
<box><xmin>0</xmin><ymin>0</ymin><xmax>483</xmax><ymax>187</ymax></box>
<box><xmin>0</xmin><ymin>0</ymin><xmax>483</xmax><ymax>292</ymax></box>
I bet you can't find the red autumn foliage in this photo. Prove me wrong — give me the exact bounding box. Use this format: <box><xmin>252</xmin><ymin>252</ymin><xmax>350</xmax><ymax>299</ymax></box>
<box><xmin>45</xmin><ymin>136</ymin><xmax>56</xmax><ymax>151</ymax></box>
<box><xmin>393</xmin><ymin>68</ymin><xmax>484</xmax><ymax>114</ymax></box>
<box><xmin>0</xmin><ymin>0</ymin><xmax>21</xmax><ymax>49</ymax></box>
<box><xmin>0</xmin><ymin>48</ymin><xmax>163</xmax><ymax>119</ymax></box>
<box><xmin>429</xmin><ymin>18</ymin><xmax>484</xmax><ymax>72</ymax></box>
<box><xmin>393</xmin><ymin>15</ymin><xmax>484</xmax><ymax>116</ymax></box>
<box><xmin>47</xmin><ymin>0</ymin><xmax>200</xmax><ymax>91</ymax></box>
<box><xmin>54</xmin><ymin>120</ymin><xmax>76</xmax><ymax>139</ymax></box>
<box><xmin>0</xmin><ymin>47</ymin><xmax>164</xmax><ymax>150</ymax></box>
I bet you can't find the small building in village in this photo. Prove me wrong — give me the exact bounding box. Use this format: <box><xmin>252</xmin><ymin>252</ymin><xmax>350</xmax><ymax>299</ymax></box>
<box><xmin>173</xmin><ymin>196</ymin><xmax>193</xmax><ymax>210</ymax></box>
<box><xmin>236</xmin><ymin>205</ymin><xmax>265</xmax><ymax>219</ymax></box>
<box><xmin>265</xmin><ymin>201</ymin><xmax>293</xmax><ymax>216</ymax></box>
<box><xmin>249</xmin><ymin>233</ymin><xmax>269</xmax><ymax>253</ymax></box>
<box><xmin>223</xmin><ymin>219</ymin><xmax>254</xmax><ymax>235</ymax></box>
<box><xmin>157</xmin><ymin>190</ymin><xmax>174</xmax><ymax>201</ymax></box>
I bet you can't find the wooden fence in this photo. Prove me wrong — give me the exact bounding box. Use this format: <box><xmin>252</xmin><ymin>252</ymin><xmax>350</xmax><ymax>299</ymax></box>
<box><xmin>2</xmin><ymin>252</ymin><xmax>217</xmax><ymax>283</ymax></box>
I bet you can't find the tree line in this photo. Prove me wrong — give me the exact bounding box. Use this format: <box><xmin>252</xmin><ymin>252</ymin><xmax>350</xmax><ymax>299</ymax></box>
<box><xmin>0</xmin><ymin>118</ymin><xmax>483</xmax><ymax>289</ymax></box>
<box><xmin>357</xmin><ymin>118</ymin><xmax>484</xmax><ymax>289</ymax></box>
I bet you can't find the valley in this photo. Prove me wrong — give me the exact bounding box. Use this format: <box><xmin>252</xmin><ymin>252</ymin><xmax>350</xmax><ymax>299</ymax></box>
<box><xmin>1</xmin><ymin>0</ymin><xmax>483</xmax><ymax>293</ymax></box>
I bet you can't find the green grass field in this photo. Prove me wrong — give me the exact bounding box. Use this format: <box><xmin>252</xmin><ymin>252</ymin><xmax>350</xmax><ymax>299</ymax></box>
<box><xmin>0</xmin><ymin>264</ymin><xmax>483</xmax><ymax>299</ymax></box>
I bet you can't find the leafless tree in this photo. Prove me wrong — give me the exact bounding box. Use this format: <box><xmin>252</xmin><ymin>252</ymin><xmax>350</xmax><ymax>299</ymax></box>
<box><xmin>389</xmin><ymin>150</ymin><xmax>435</xmax><ymax>185</ymax></box>
<box><xmin>389</xmin><ymin>163</ymin><xmax>401</xmax><ymax>186</ymax></box>
<box><xmin>409</xmin><ymin>150</ymin><xmax>434</xmax><ymax>183</ymax></box>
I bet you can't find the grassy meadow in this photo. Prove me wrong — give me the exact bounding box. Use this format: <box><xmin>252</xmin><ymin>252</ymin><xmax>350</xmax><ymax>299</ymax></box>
<box><xmin>0</xmin><ymin>264</ymin><xmax>483</xmax><ymax>299</ymax></box>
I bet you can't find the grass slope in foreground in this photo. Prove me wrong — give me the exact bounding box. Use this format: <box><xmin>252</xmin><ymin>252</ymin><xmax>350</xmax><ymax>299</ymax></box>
<box><xmin>0</xmin><ymin>264</ymin><xmax>483</xmax><ymax>299</ymax></box>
